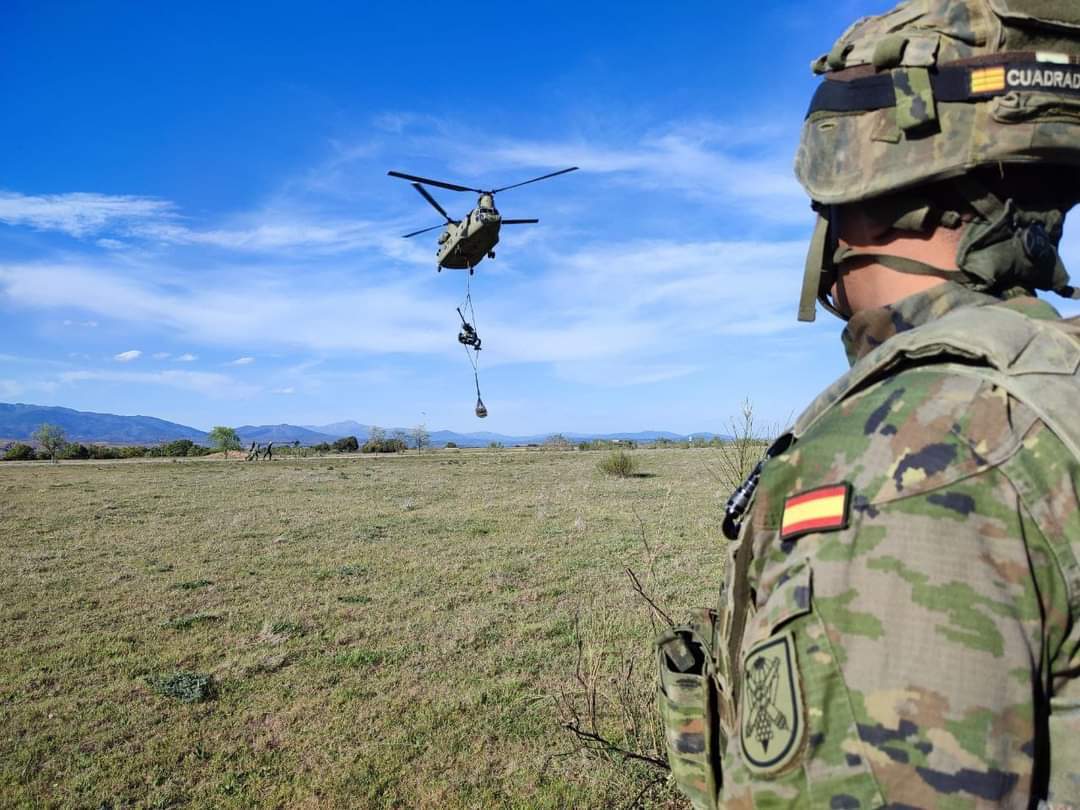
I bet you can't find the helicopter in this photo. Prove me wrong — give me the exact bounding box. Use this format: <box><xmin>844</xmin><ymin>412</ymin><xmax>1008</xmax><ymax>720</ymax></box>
<box><xmin>388</xmin><ymin>166</ymin><xmax>578</xmax><ymax>273</ymax></box>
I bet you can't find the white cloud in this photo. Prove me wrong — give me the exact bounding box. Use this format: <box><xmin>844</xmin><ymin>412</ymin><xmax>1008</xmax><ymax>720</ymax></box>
<box><xmin>228</xmin><ymin>356</ymin><xmax>255</xmax><ymax>366</ymax></box>
<box><xmin>386</xmin><ymin>120</ymin><xmax>808</xmax><ymax>225</ymax></box>
<box><xmin>0</xmin><ymin>260</ymin><xmax>452</xmax><ymax>356</ymax></box>
<box><xmin>152</xmin><ymin>352</ymin><xmax>171</xmax><ymax>359</ymax></box>
<box><xmin>63</xmin><ymin>319</ymin><xmax>98</xmax><ymax>328</ymax></box>
<box><xmin>0</xmin><ymin>192</ymin><xmax>175</xmax><ymax>238</ymax></box>
<box><xmin>175</xmin><ymin>353</ymin><xmax>198</xmax><ymax>362</ymax></box>
<box><xmin>0</xmin><ymin>232</ymin><xmax>811</xmax><ymax>378</ymax></box>
<box><xmin>113</xmin><ymin>349</ymin><xmax>142</xmax><ymax>363</ymax></box>
<box><xmin>0</xmin><ymin>189</ymin><xmax>403</xmax><ymax>258</ymax></box>
<box><xmin>60</xmin><ymin>369</ymin><xmax>257</xmax><ymax>398</ymax></box>
<box><xmin>488</xmin><ymin>133</ymin><xmax>800</xmax><ymax>207</ymax></box>
<box><xmin>273</xmin><ymin>387</ymin><xmax>296</xmax><ymax>395</ymax></box>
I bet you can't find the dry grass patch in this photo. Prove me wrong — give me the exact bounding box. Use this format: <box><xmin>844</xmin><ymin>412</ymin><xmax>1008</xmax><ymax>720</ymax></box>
<box><xmin>0</xmin><ymin>448</ymin><xmax>735</xmax><ymax>808</ymax></box>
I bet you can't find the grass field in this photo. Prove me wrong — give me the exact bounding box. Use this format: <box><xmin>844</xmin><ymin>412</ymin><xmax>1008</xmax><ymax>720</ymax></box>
<box><xmin>0</xmin><ymin>448</ymin><xmax>736</xmax><ymax>809</ymax></box>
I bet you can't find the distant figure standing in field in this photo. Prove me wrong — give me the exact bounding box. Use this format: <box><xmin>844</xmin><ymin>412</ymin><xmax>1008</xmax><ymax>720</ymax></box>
<box><xmin>657</xmin><ymin>2</ymin><xmax>1080</xmax><ymax>806</ymax></box>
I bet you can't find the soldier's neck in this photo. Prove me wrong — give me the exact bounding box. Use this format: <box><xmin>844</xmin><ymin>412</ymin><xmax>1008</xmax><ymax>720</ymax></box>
<box><xmin>840</xmin><ymin>282</ymin><xmax>1004</xmax><ymax>366</ymax></box>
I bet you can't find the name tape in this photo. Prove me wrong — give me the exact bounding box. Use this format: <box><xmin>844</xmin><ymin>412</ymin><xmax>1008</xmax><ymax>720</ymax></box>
<box><xmin>972</xmin><ymin>64</ymin><xmax>1080</xmax><ymax>95</ymax></box>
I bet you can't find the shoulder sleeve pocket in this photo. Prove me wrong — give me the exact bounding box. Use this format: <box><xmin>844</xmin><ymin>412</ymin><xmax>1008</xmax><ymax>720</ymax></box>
<box><xmin>756</xmin><ymin>560</ymin><xmax>813</xmax><ymax>638</ymax></box>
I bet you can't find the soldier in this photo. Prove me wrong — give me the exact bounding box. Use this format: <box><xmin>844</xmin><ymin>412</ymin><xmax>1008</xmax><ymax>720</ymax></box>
<box><xmin>657</xmin><ymin>2</ymin><xmax>1080</xmax><ymax>807</ymax></box>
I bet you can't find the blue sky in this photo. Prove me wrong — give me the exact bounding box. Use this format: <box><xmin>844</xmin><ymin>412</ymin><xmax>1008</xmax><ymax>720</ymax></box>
<box><xmin>3</xmin><ymin>1</ymin><xmax>1079</xmax><ymax>435</ymax></box>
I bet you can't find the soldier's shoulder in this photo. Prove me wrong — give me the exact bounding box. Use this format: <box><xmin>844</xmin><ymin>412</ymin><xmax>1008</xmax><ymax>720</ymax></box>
<box><xmin>757</xmin><ymin>364</ymin><xmax>1035</xmax><ymax>528</ymax></box>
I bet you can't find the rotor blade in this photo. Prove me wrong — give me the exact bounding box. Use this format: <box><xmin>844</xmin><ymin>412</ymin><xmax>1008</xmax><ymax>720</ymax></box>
<box><xmin>401</xmin><ymin>224</ymin><xmax>446</xmax><ymax>239</ymax></box>
<box><xmin>500</xmin><ymin>219</ymin><xmax>539</xmax><ymax>224</ymax></box>
<box><xmin>491</xmin><ymin>166</ymin><xmax>579</xmax><ymax>194</ymax></box>
<box><xmin>388</xmin><ymin>170</ymin><xmax>478</xmax><ymax>193</ymax></box>
<box><xmin>411</xmin><ymin>183</ymin><xmax>453</xmax><ymax>221</ymax></box>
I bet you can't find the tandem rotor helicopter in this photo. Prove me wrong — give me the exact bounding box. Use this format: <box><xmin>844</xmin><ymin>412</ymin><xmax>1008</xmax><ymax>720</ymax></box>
<box><xmin>387</xmin><ymin>166</ymin><xmax>579</xmax><ymax>420</ymax></box>
<box><xmin>388</xmin><ymin>166</ymin><xmax>578</xmax><ymax>273</ymax></box>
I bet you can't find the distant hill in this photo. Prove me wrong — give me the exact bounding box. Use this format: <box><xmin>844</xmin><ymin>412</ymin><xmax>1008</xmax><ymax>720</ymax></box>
<box><xmin>0</xmin><ymin>402</ymin><xmax>727</xmax><ymax>448</ymax></box>
<box><xmin>235</xmin><ymin>424</ymin><xmax>338</xmax><ymax>445</ymax></box>
<box><xmin>0</xmin><ymin>403</ymin><xmax>206</xmax><ymax>444</ymax></box>
<box><xmin>304</xmin><ymin>420</ymin><xmax>371</xmax><ymax>437</ymax></box>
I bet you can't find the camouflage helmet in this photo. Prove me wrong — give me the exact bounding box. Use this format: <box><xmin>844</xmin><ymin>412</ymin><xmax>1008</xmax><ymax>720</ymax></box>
<box><xmin>796</xmin><ymin>0</ymin><xmax>1080</xmax><ymax>321</ymax></box>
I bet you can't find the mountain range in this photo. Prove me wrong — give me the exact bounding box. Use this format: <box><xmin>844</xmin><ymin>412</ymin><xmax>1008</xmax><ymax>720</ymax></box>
<box><xmin>0</xmin><ymin>402</ymin><xmax>723</xmax><ymax>448</ymax></box>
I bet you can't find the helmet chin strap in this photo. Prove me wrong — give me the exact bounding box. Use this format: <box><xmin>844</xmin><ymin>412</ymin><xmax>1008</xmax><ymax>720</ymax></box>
<box><xmin>799</xmin><ymin>181</ymin><xmax>1079</xmax><ymax>322</ymax></box>
<box><xmin>798</xmin><ymin>214</ymin><xmax>832</xmax><ymax>322</ymax></box>
<box><xmin>796</xmin><ymin>212</ymin><xmax>950</xmax><ymax>323</ymax></box>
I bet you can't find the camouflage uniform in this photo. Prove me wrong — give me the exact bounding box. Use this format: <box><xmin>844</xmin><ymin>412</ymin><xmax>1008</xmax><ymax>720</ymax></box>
<box><xmin>657</xmin><ymin>2</ymin><xmax>1080</xmax><ymax>802</ymax></box>
<box><xmin>713</xmin><ymin>283</ymin><xmax>1080</xmax><ymax>806</ymax></box>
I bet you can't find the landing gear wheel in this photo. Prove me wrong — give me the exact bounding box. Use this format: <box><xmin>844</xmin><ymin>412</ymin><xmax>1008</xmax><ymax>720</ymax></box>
<box><xmin>487</xmin><ymin>251</ymin><xmax>495</xmax><ymax>259</ymax></box>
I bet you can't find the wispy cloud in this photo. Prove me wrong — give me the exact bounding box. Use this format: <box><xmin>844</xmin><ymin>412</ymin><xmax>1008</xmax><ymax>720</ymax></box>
<box><xmin>0</xmin><ymin>192</ymin><xmax>175</xmax><ymax>238</ymax></box>
<box><xmin>0</xmin><ymin>260</ymin><xmax>452</xmax><ymax>355</ymax></box>
<box><xmin>113</xmin><ymin>349</ymin><xmax>142</xmax><ymax>363</ymax></box>
<box><xmin>0</xmin><ymin>190</ymin><xmax>403</xmax><ymax>258</ymax></box>
<box><xmin>273</xmin><ymin>386</ymin><xmax>295</xmax><ymax>395</ymax></box>
<box><xmin>0</xmin><ymin>230</ymin><xmax>811</xmax><ymax>377</ymax></box>
<box><xmin>152</xmin><ymin>351</ymin><xmax>171</xmax><ymax>359</ymax></box>
<box><xmin>60</xmin><ymin>369</ymin><xmax>257</xmax><ymax>398</ymax></box>
<box><xmin>488</xmin><ymin>130</ymin><xmax>800</xmax><ymax>207</ymax></box>
<box><xmin>63</xmin><ymin>319</ymin><xmax>98</xmax><ymax>328</ymax></box>
<box><xmin>366</xmin><ymin>119</ymin><xmax>807</xmax><ymax>225</ymax></box>
<box><xmin>175</xmin><ymin>353</ymin><xmax>198</xmax><ymax>362</ymax></box>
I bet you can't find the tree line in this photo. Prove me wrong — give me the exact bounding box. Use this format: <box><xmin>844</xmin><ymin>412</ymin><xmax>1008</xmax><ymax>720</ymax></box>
<box><xmin>1</xmin><ymin>422</ymin><xmax>435</xmax><ymax>462</ymax></box>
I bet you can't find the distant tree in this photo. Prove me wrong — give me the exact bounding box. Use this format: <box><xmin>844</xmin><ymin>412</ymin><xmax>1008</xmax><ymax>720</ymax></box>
<box><xmin>60</xmin><ymin>443</ymin><xmax>91</xmax><ymax>460</ymax></box>
<box><xmin>444</xmin><ymin>441</ymin><xmax>457</xmax><ymax>449</ymax></box>
<box><xmin>393</xmin><ymin>430</ymin><xmax>409</xmax><ymax>449</ymax></box>
<box><xmin>33</xmin><ymin>423</ymin><xmax>68</xmax><ymax>463</ymax></box>
<box><xmin>365</xmin><ymin>426</ymin><xmax>386</xmax><ymax>456</ymax></box>
<box><xmin>333</xmin><ymin>436</ymin><xmax>359</xmax><ymax>453</ymax></box>
<box><xmin>545</xmin><ymin>433</ymin><xmax>571</xmax><ymax>450</ymax></box>
<box><xmin>412</xmin><ymin>423</ymin><xmax>430</xmax><ymax>454</ymax></box>
<box><xmin>164</xmin><ymin>438</ymin><xmax>195</xmax><ymax>457</ymax></box>
<box><xmin>208</xmin><ymin>426</ymin><xmax>241</xmax><ymax>458</ymax></box>
<box><xmin>312</xmin><ymin>442</ymin><xmax>331</xmax><ymax>455</ymax></box>
<box><xmin>3</xmin><ymin>443</ymin><xmax>35</xmax><ymax>461</ymax></box>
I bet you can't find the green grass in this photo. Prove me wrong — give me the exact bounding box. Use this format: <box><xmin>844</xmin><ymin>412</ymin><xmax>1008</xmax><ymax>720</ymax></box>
<box><xmin>0</xmin><ymin>448</ymin><xmax>732</xmax><ymax>808</ymax></box>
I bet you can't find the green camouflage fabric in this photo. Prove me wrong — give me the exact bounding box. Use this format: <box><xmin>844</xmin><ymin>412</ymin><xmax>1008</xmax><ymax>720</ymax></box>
<box><xmin>796</xmin><ymin>0</ymin><xmax>1080</xmax><ymax>205</ymax></box>
<box><xmin>656</xmin><ymin>612</ymin><xmax>725</xmax><ymax>810</ymax></box>
<box><xmin>713</xmin><ymin>283</ymin><xmax>1080</xmax><ymax>807</ymax></box>
<box><xmin>892</xmin><ymin>67</ymin><xmax>938</xmax><ymax>132</ymax></box>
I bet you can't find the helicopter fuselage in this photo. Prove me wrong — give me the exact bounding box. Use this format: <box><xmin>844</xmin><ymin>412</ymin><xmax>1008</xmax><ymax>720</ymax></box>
<box><xmin>437</xmin><ymin>200</ymin><xmax>502</xmax><ymax>270</ymax></box>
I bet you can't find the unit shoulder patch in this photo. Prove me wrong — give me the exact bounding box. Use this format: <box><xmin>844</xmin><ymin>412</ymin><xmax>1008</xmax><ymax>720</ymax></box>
<box><xmin>780</xmin><ymin>482</ymin><xmax>852</xmax><ymax>541</ymax></box>
<box><xmin>740</xmin><ymin>632</ymin><xmax>804</xmax><ymax>775</ymax></box>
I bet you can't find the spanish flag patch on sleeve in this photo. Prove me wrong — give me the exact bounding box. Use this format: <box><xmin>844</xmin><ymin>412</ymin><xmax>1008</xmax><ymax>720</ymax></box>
<box><xmin>780</xmin><ymin>483</ymin><xmax>852</xmax><ymax>541</ymax></box>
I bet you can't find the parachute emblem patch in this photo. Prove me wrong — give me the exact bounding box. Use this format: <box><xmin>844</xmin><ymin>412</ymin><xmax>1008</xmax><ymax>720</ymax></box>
<box><xmin>780</xmin><ymin>483</ymin><xmax>851</xmax><ymax>540</ymax></box>
<box><xmin>741</xmin><ymin>633</ymin><xmax>803</xmax><ymax>774</ymax></box>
